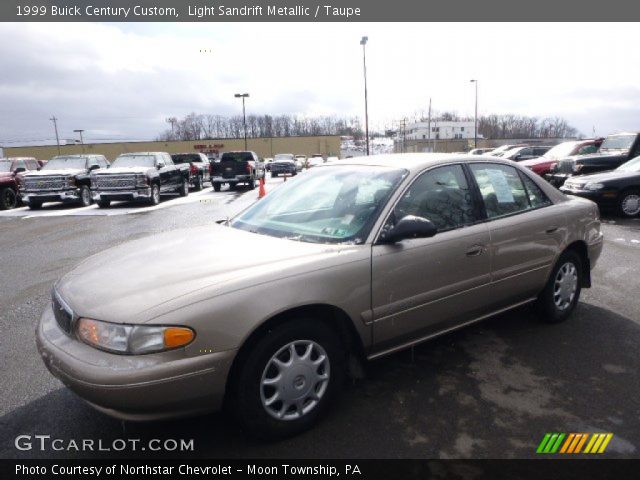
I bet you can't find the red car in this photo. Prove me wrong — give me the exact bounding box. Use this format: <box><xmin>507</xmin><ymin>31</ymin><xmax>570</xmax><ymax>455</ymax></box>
<box><xmin>520</xmin><ymin>138</ymin><xmax>604</xmax><ymax>176</ymax></box>
<box><xmin>0</xmin><ymin>157</ymin><xmax>43</xmax><ymax>210</ymax></box>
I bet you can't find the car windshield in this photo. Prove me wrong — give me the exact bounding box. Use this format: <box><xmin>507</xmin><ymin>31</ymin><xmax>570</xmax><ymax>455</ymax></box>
<box><xmin>172</xmin><ymin>154</ymin><xmax>202</xmax><ymax>163</ymax></box>
<box><xmin>542</xmin><ymin>142</ymin><xmax>578</xmax><ymax>159</ymax></box>
<box><xmin>274</xmin><ymin>154</ymin><xmax>294</xmax><ymax>161</ymax></box>
<box><xmin>617</xmin><ymin>156</ymin><xmax>640</xmax><ymax>172</ymax></box>
<box><xmin>221</xmin><ymin>152</ymin><xmax>252</xmax><ymax>162</ymax></box>
<box><xmin>112</xmin><ymin>155</ymin><xmax>156</xmax><ymax>168</ymax></box>
<box><xmin>601</xmin><ymin>134</ymin><xmax>636</xmax><ymax>150</ymax></box>
<box><xmin>231</xmin><ymin>165</ymin><xmax>407</xmax><ymax>244</ymax></box>
<box><xmin>42</xmin><ymin>157</ymin><xmax>87</xmax><ymax>170</ymax></box>
<box><xmin>0</xmin><ymin>161</ymin><xmax>12</xmax><ymax>172</ymax></box>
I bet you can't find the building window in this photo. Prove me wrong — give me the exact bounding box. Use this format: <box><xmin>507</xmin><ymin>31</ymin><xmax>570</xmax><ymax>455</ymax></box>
<box><xmin>461</xmin><ymin>127</ymin><xmax>465</xmax><ymax>131</ymax></box>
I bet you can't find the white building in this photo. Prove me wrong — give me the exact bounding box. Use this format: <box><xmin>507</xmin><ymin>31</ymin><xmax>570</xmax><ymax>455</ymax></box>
<box><xmin>404</xmin><ymin>120</ymin><xmax>479</xmax><ymax>140</ymax></box>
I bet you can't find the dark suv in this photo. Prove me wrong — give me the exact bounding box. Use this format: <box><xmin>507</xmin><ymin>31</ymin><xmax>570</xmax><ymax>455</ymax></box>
<box><xmin>210</xmin><ymin>151</ymin><xmax>265</xmax><ymax>191</ymax></box>
<box><xmin>171</xmin><ymin>153</ymin><xmax>211</xmax><ymax>191</ymax></box>
<box><xmin>21</xmin><ymin>154</ymin><xmax>109</xmax><ymax>209</ymax></box>
<box><xmin>0</xmin><ymin>157</ymin><xmax>42</xmax><ymax>210</ymax></box>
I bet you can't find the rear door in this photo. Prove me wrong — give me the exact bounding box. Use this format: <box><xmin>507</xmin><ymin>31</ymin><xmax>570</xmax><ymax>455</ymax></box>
<box><xmin>468</xmin><ymin>163</ymin><xmax>564</xmax><ymax>309</ymax></box>
<box><xmin>371</xmin><ymin>164</ymin><xmax>492</xmax><ymax>353</ymax></box>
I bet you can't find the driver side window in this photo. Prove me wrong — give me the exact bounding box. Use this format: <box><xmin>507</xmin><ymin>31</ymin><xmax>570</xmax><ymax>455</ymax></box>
<box><xmin>392</xmin><ymin>165</ymin><xmax>476</xmax><ymax>232</ymax></box>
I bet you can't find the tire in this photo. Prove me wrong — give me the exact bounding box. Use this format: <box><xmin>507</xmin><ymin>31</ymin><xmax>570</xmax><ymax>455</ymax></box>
<box><xmin>248</xmin><ymin>177</ymin><xmax>256</xmax><ymax>190</ymax></box>
<box><xmin>534</xmin><ymin>250</ymin><xmax>582</xmax><ymax>323</ymax></box>
<box><xmin>79</xmin><ymin>186</ymin><xmax>92</xmax><ymax>207</ymax></box>
<box><xmin>149</xmin><ymin>184</ymin><xmax>160</xmax><ymax>205</ymax></box>
<box><xmin>231</xmin><ymin>318</ymin><xmax>345</xmax><ymax>440</ymax></box>
<box><xmin>194</xmin><ymin>175</ymin><xmax>203</xmax><ymax>191</ymax></box>
<box><xmin>179</xmin><ymin>178</ymin><xmax>189</xmax><ymax>197</ymax></box>
<box><xmin>97</xmin><ymin>199</ymin><xmax>111</xmax><ymax>208</ymax></box>
<box><xmin>229</xmin><ymin>183</ymin><xmax>237</xmax><ymax>191</ymax></box>
<box><xmin>618</xmin><ymin>189</ymin><xmax>640</xmax><ymax>218</ymax></box>
<box><xmin>0</xmin><ymin>187</ymin><xmax>17</xmax><ymax>210</ymax></box>
<box><xmin>213</xmin><ymin>183</ymin><xmax>221</xmax><ymax>192</ymax></box>
<box><xmin>28</xmin><ymin>200</ymin><xmax>42</xmax><ymax>210</ymax></box>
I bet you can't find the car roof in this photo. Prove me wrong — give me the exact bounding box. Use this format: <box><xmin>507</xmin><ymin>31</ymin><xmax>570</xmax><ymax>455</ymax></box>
<box><xmin>329</xmin><ymin>153</ymin><xmax>532</xmax><ymax>172</ymax></box>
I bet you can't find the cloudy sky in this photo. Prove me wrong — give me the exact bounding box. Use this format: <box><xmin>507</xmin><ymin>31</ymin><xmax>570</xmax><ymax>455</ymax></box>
<box><xmin>1</xmin><ymin>22</ymin><xmax>639</xmax><ymax>147</ymax></box>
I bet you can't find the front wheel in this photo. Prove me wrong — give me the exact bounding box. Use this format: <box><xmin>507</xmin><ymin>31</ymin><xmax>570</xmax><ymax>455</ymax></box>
<box><xmin>149</xmin><ymin>184</ymin><xmax>160</xmax><ymax>205</ymax></box>
<box><xmin>231</xmin><ymin>319</ymin><xmax>345</xmax><ymax>440</ymax></box>
<box><xmin>213</xmin><ymin>182</ymin><xmax>221</xmax><ymax>192</ymax></box>
<box><xmin>79</xmin><ymin>186</ymin><xmax>92</xmax><ymax>207</ymax></box>
<box><xmin>618</xmin><ymin>189</ymin><xmax>640</xmax><ymax>217</ymax></box>
<box><xmin>178</xmin><ymin>178</ymin><xmax>189</xmax><ymax>197</ymax></box>
<box><xmin>535</xmin><ymin>250</ymin><xmax>582</xmax><ymax>323</ymax></box>
<box><xmin>229</xmin><ymin>183</ymin><xmax>237</xmax><ymax>191</ymax></box>
<box><xmin>248</xmin><ymin>177</ymin><xmax>257</xmax><ymax>190</ymax></box>
<box><xmin>0</xmin><ymin>187</ymin><xmax>17</xmax><ymax>210</ymax></box>
<box><xmin>194</xmin><ymin>175</ymin><xmax>203</xmax><ymax>191</ymax></box>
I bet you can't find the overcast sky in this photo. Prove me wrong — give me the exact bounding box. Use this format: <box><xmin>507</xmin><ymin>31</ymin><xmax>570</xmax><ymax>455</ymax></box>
<box><xmin>1</xmin><ymin>22</ymin><xmax>639</xmax><ymax>147</ymax></box>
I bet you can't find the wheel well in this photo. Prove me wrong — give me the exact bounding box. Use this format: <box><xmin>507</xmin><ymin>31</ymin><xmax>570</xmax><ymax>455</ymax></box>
<box><xmin>565</xmin><ymin>240</ymin><xmax>590</xmax><ymax>287</ymax></box>
<box><xmin>225</xmin><ymin>304</ymin><xmax>365</xmax><ymax>398</ymax></box>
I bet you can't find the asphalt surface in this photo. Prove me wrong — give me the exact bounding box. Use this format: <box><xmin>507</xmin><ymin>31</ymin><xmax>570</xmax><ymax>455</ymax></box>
<box><xmin>0</xmin><ymin>176</ymin><xmax>639</xmax><ymax>459</ymax></box>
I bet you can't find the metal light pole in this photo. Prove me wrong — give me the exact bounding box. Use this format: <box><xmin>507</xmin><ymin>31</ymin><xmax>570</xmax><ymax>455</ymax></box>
<box><xmin>360</xmin><ymin>36</ymin><xmax>370</xmax><ymax>156</ymax></box>
<box><xmin>234</xmin><ymin>93</ymin><xmax>249</xmax><ymax>150</ymax></box>
<box><xmin>470</xmin><ymin>79</ymin><xmax>478</xmax><ymax>148</ymax></box>
<box><xmin>74</xmin><ymin>129</ymin><xmax>85</xmax><ymax>153</ymax></box>
<box><xmin>50</xmin><ymin>116</ymin><xmax>61</xmax><ymax>155</ymax></box>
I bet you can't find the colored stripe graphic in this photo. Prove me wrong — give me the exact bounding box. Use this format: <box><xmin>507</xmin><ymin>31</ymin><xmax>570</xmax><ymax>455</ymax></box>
<box><xmin>538</xmin><ymin>433</ymin><xmax>613</xmax><ymax>454</ymax></box>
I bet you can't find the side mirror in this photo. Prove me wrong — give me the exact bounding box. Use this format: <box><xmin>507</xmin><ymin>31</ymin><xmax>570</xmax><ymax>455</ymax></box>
<box><xmin>13</xmin><ymin>167</ymin><xmax>26</xmax><ymax>174</ymax></box>
<box><xmin>383</xmin><ymin>215</ymin><xmax>438</xmax><ymax>243</ymax></box>
<box><xmin>88</xmin><ymin>164</ymin><xmax>100</xmax><ymax>171</ymax></box>
<box><xmin>157</xmin><ymin>162</ymin><xmax>165</xmax><ymax>169</ymax></box>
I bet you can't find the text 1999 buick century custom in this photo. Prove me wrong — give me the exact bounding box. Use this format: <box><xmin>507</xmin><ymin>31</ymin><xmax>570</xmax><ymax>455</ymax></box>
<box><xmin>37</xmin><ymin>154</ymin><xmax>603</xmax><ymax>439</ymax></box>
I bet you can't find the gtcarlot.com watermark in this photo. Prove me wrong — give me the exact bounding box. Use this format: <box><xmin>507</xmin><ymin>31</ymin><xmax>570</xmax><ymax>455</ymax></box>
<box><xmin>15</xmin><ymin>435</ymin><xmax>194</xmax><ymax>452</ymax></box>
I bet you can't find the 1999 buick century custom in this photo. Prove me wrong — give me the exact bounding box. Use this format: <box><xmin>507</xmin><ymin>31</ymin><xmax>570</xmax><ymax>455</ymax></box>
<box><xmin>37</xmin><ymin>154</ymin><xmax>603</xmax><ymax>439</ymax></box>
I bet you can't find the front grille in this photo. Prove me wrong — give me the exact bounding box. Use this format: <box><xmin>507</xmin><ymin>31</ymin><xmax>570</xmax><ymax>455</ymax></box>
<box><xmin>95</xmin><ymin>175</ymin><xmax>136</xmax><ymax>189</ymax></box>
<box><xmin>24</xmin><ymin>176</ymin><xmax>67</xmax><ymax>191</ymax></box>
<box><xmin>558</xmin><ymin>160</ymin><xmax>574</xmax><ymax>174</ymax></box>
<box><xmin>52</xmin><ymin>290</ymin><xmax>74</xmax><ymax>335</ymax></box>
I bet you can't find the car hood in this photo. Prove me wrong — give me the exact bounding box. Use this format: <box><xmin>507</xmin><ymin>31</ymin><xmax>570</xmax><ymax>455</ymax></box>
<box><xmin>24</xmin><ymin>168</ymin><xmax>84</xmax><ymax>177</ymax></box>
<box><xmin>571</xmin><ymin>151</ymin><xmax>627</xmax><ymax>163</ymax></box>
<box><xmin>0</xmin><ymin>172</ymin><xmax>14</xmax><ymax>180</ymax></box>
<box><xmin>56</xmin><ymin>224</ymin><xmax>361</xmax><ymax>323</ymax></box>
<box><xmin>519</xmin><ymin>157</ymin><xmax>553</xmax><ymax>167</ymax></box>
<box><xmin>93</xmin><ymin>167</ymin><xmax>151</xmax><ymax>175</ymax></box>
<box><xmin>568</xmin><ymin>170</ymin><xmax>638</xmax><ymax>184</ymax></box>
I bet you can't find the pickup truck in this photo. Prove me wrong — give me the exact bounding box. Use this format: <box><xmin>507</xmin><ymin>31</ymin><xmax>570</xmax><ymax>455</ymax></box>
<box><xmin>21</xmin><ymin>154</ymin><xmax>109</xmax><ymax>209</ymax></box>
<box><xmin>270</xmin><ymin>153</ymin><xmax>298</xmax><ymax>178</ymax></box>
<box><xmin>0</xmin><ymin>157</ymin><xmax>42</xmax><ymax>210</ymax></box>
<box><xmin>91</xmin><ymin>152</ymin><xmax>190</xmax><ymax>208</ymax></box>
<box><xmin>546</xmin><ymin>132</ymin><xmax>640</xmax><ymax>187</ymax></box>
<box><xmin>210</xmin><ymin>151</ymin><xmax>265</xmax><ymax>192</ymax></box>
<box><xmin>171</xmin><ymin>153</ymin><xmax>211</xmax><ymax>191</ymax></box>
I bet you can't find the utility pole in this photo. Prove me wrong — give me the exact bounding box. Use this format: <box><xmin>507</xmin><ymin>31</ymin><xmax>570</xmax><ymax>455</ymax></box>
<box><xmin>399</xmin><ymin>118</ymin><xmax>407</xmax><ymax>153</ymax></box>
<box><xmin>360</xmin><ymin>36</ymin><xmax>370</xmax><ymax>156</ymax></box>
<box><xmin>74</xmin><ymin>129</ymin><xmax>85</xmax><ymax>153</ymax></box>
<box><xmin>470</xmin><ymin>79</ymin><xmax>478</xmax><ymax>148</ymax></box>
<box><xmin>50</xmin><ymin>116</ymin><xmax>61</xmax><ymax>155</ymax></box>
<box><xmin>427</xmin><ymin>98</ymin><xmax>432</xmax><ymax>153</ymax></box>
<box><xmin>234</xmin><ymin>93</ymin><xmax>249</xmax><ymax>150</ymax></box>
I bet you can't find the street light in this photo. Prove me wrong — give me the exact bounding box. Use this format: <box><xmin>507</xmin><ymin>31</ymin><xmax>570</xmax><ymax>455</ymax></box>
<box><xmin>470</xmin><ymin>79</ymin><xmax>478</xmax><ymax>148</ymax></box>
<box><xmin>234</xmin><ymin>93</ymin><xmax>249</xmax><ymax>150</ymax></box>
<box><xmin>73</xmin><ymin>129</ymin><xmax>85</xmax><ymax>153</ymax></box>
<box><xmin>360</xmin><ymin>36</ymin><xmax>370</xmax><ymax>156</ymax></box>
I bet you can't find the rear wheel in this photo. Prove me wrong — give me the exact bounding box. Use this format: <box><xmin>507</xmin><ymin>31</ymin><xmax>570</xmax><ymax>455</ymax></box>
<box><xmin>79</xmin><ymin>186</ymin><xmax>92</xmax><ymax>207</ymax></box>
<box><xmin>194</xmin><ymin>175</ymin><xmax>203</xmax><ymax>191</ymax></box>
<box><xmin>97</xmin><ymin>199</ymin><xmax>111</xmax><ymax>208</ymax></box>
<box><xmin>618</xmin><ymin>189</ymin><xmax>640</xmax><ymax>217</ymax></box>
<box><xmin>149</xmin><ymin>184</ymin><xmax>160</xmax><ymax>205</ymax></box>
<box><xmin>0</xmin><ymin>187</ymin><xmax>17</xmax><ymax>210</ymax></box>
<box><xmin>213</xmin><ymin>182</ymin><xmax>221</xmax><ymax>192</ymax></box>
<box><xmin>535</xmin><ymin>250</ymin><xmax>582</xmax><ymax>323</ymax></box>
<box><xmin>231</xmin><ymin>319</ymin><xmax>345</xmax><ymax>440</ymax></box>
<box><xmin>249</xmin><ymin>177</ymin><xmax>257</xmax><ymax>190</ymax></box>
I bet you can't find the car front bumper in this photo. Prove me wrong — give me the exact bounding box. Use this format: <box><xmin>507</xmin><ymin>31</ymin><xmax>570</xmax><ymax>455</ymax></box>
<box><xmin>36</xmin><ymin>303</ymin><xmax>236</xmax><ymax>421</ymax></box>
<box><xmin>22</xmin><ymin>189</ymin><xmax>80</xmax><ymax>204</ymax></box>
<box><xmin>211</xmin><ymin>175</ymin><xmax>252</xmax><ymax>183</ymax></box>
<box><xmin>92</xmin><ymin>188</ymin><xmax>151</xmax><ymax>202</ymax></box>
<box><xmin>545</xmin><ymin>173</ymin><xmax>573</xmax><ymax>187</ymax></box>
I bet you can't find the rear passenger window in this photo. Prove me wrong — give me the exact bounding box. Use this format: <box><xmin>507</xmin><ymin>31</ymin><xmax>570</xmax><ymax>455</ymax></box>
<box><xmin>393</xmin><ymin>164</ymin><xmax>476</xmax><ymax>232</ymax></box>
<box><xmin>520</xmin><ymin>173</ymin><xmax>551</xmax><ymax>208</ymax></box>
<box><xmin>470</xmin><ymin>164</ymin><xmax>530</xmax><ymax>218</ymax></box>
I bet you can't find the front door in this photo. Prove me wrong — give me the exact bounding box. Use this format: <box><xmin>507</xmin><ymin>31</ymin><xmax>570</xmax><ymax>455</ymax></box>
<box><xmin>371</xmin><ymin>164</ymin><xmax>492</xmax><ymax>353</ymax></box>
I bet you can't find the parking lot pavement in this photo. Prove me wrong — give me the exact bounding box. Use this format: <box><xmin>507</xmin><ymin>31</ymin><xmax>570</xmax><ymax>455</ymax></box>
<box><xmin>0</xmin><ymin>190</ymin><xmax>638</xmax><ymax>458</ymax></box>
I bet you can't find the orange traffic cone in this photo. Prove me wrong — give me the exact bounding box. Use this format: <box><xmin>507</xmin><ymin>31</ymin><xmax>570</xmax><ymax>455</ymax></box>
<box><xmin>258</xmin><ymin>177</ymin><xmax>266</xmax><ymax>199</ymax></box>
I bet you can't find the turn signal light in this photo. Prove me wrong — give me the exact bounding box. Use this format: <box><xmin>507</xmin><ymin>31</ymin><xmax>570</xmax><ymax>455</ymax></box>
<box><xmin>164</xmin><ymin>327</ymin><xmax>195</xmax><ymax>348</ymax></box>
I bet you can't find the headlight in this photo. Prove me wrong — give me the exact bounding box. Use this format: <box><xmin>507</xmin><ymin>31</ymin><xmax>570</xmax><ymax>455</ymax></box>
<box><xmin>77</xmin><ymin>318</ymin><xmax>195</xmax><ymax>354</ymax></box>
<box><xmin>585</xmin><ymin>183</ymin><xmax>604</xmax><ymax>191</ymax></box>
<box><xmin>572</xmin><ymin>164</ymin><xmax>584</xmax><ymax>173</ymax></box>
<box><xmin>67</xmin><ymin>176</ymin><xmax>76</xmax><ymax>187</ymax></box>
<box><xmin>135</xmin><ymin>174</ymin><xmax>149</xmax><ymax>187</ymax></box>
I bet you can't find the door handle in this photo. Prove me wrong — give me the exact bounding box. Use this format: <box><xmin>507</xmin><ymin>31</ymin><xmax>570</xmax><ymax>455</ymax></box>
<box><xmin>466</xmin><ymin>245</ymin><xmax>485</xmax><ymax>257</ymax></box>
<box><xmin>545</xmin><ymin>226</ymin><xmax>558</xmax><ymax>234</ymax></box>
